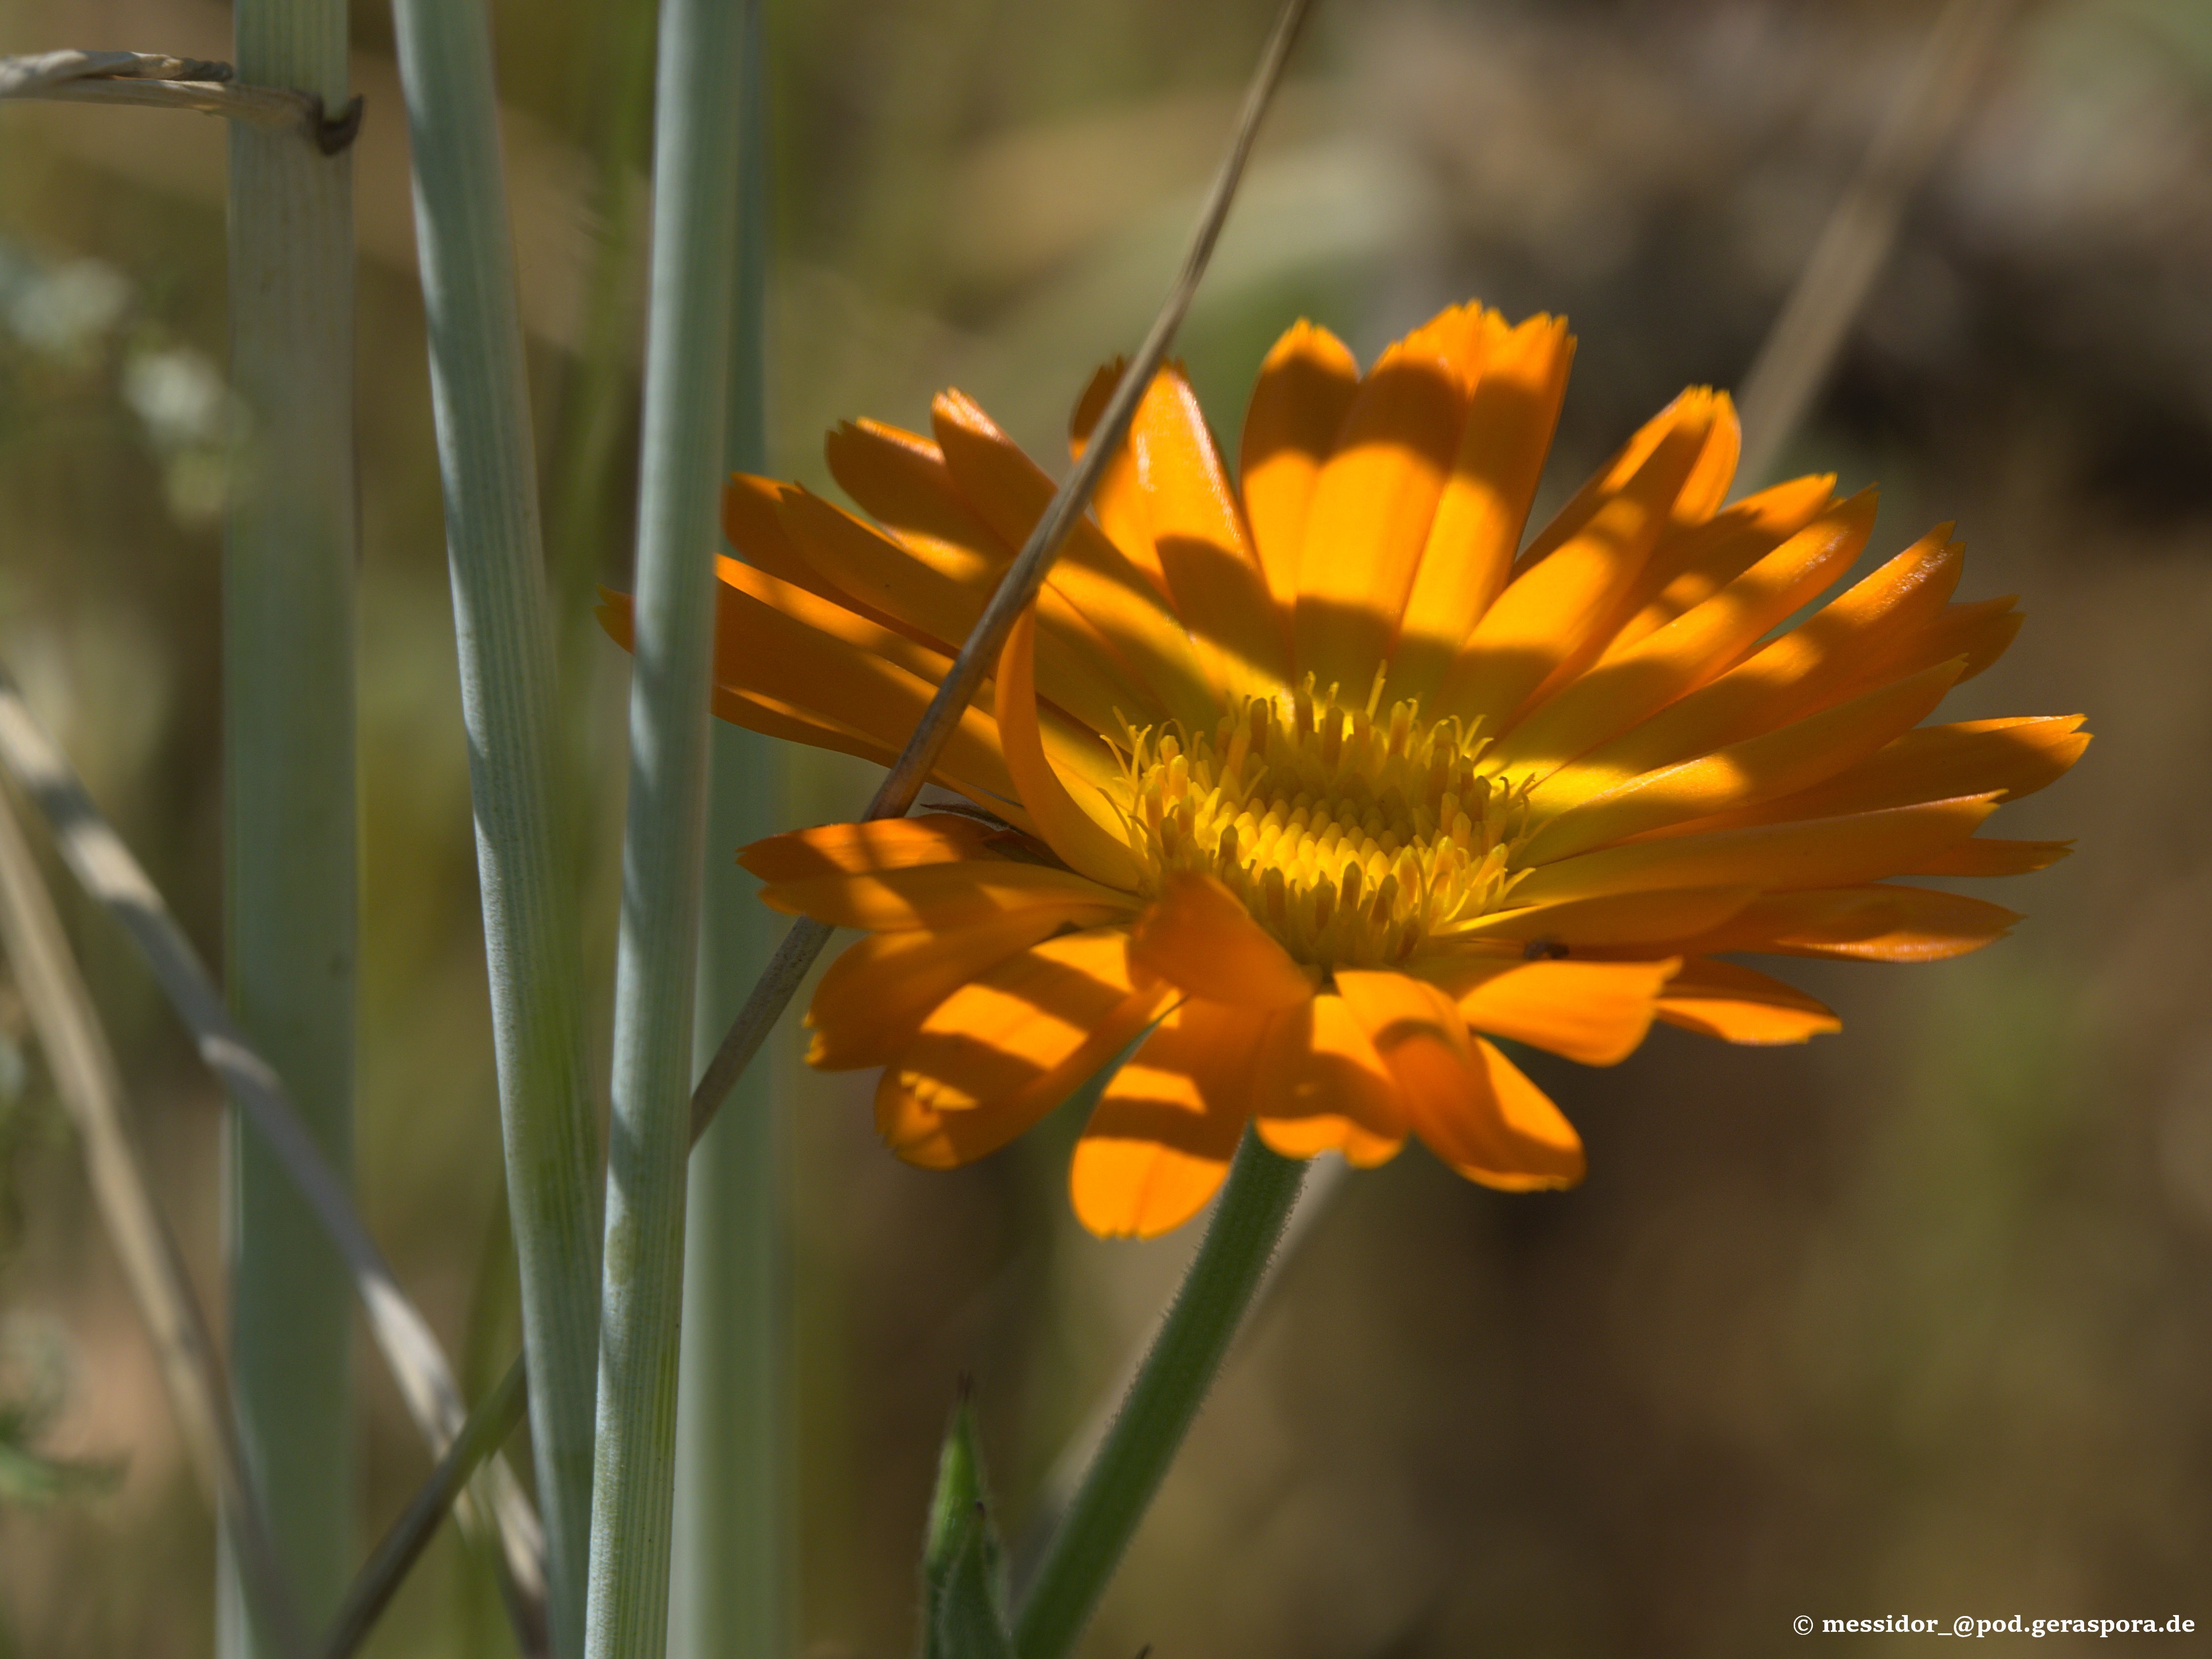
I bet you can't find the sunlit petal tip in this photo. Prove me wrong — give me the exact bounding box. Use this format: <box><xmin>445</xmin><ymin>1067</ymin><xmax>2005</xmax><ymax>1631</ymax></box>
<box><xmin>1072</xmin><ymin>999</ymin><xmax>1263</xmax><ymax>1238</ymax></box>
<box><xmin>1655</xmin><ymin>958</ymin><xmax>1842</xmax><ymax>1045</ymax></box>
<box><xmin>1448</xmin><ymin>956</ymin><xmax>1680</xmax><ymax>1066</ymax></box>
<box><xmin>1252</xmin><ymin>993</ymin><xmax>1407</xmax><ymax>1164</ymax></box>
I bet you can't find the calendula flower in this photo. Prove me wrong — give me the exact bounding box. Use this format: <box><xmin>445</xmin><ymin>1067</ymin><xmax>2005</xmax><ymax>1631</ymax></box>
<box><xmin>604</xmin><ymin>303</ymin><xmax>2086</xmax><ymax>1238</ymax></box>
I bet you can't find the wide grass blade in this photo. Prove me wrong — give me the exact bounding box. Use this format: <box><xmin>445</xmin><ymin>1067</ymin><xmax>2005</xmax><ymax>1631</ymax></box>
<box><xmin>220</xmin><ymin>0</ymin><xmax>358</xmax><ymax>1645</ymax></box>
<box><xmin>585</xmin><ymin>0</ymin><xmax>751</xmax><ymax>1647</ymax></box>
<box><xmin>387</xmin><ymin>0</ymin><xmax>606</xmax><ymax>1649</ymax></box>
<box><xmin>670</xmin><ymin>5</ymin><xmax>792</xmax><ymax>1655</ymax></box>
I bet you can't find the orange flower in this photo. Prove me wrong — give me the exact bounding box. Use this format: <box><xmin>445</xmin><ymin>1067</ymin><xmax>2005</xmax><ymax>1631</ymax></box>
<box><xmin>610</xmin><ymin>303</ymin><xmax>2087</xmax><ymax>1238</ymax></box>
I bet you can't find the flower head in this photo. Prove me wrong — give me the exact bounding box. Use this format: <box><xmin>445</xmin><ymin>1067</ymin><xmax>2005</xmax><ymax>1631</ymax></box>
<box><xmin>611</xmin><ymin>303</ymin><xmax>2087</xmax><ymax>1237</ymax></box>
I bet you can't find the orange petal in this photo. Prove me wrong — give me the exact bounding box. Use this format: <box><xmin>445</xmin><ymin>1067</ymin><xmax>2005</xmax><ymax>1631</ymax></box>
<box><xmin>819</xmin><ymin>418</ymin><xmax>1024</xmax><ymax>637</ymax></box>
<box><xmin>1599</xmin><ymin>475</ymin><xmax>1838</xmax><ymax>660</ymax></box>
<box><xmin>737</xmin><ymin>814</ymin><xmax>999</xmax><ymax>882</ymax></box>
<box><xmin>1126</xmin><ymin>870</ymin><xmax>1318</xmax><ymax>1010</ymax></box>
<box><xmin>1251</xmin><ymin>993</ymin><xmax>1407</xmax><ymax>1167</ymax></box>
<box><xmin>994</xmin><ymin>606</ymin><xmax>1144</xmax><ymax>890</ymax></box>
<box><xmin>714</xmin><ymin>552</ymin><xmax>952</xmax><ymax>686</ymax></box>
<box><xmin>1652</xmin><ymin>883</ymin><xmax>2020</xmax><ymax>962</ymax></box>
<box><xmin>1650</xmin><ymin>716</ymin><xmax>2089</xmax><ymax>835</ymax></box>
<box><xmin>1894</xmin><ymin>595</ymin><xmax>2020</xmax><ymax>686</ymax></box>
<box><xmin>878</xmin><ymin>1074</ymin><xmax>1073</xmax><ymax>1172</ymax></box>
<box><xmin>1240</xmin><ymin>321</ymin><xmax>1360</xmax><ymax>615</ymax></box>
<box><xmin>1127</xmin><ymin>364</ymin><xmax>1288</xmax><ymax>689</ymax></box>
<box><xmin>707</xmin><ymin>680</ymin><xmax>899</xmax><ymax>769</ymax></box>
<box><xmin>758</xmin><ymin>860</ymin><xmax>1135</xmax><ymax>932</ymax></box>
<box><xmin>878</xmin><ymin>929</ymin><xmax>1172</xmax><ymax>1170</ymax></box>
<box><xmin>1549</xmin><ymin>526</ymin><xmax>1966</xmax><ymax>796</ymax></box>
<box><xmin>609</xmin><ymin>588</ymin><xmax>1002</xmax><ymax>805</ymax></box>
<box><xmin>1508</xmin><ymin>388</ymin><xmax>1729</xmax><ymax>576</ymax></box>
<box><xmin>807</xmin><ymin>908</ymin><xmax>1089</xmax><ymax>1069</ymax></box>
<box><xmin>703</xmin><ymin>564</ymin><xmax>1027</xmax><ymax>817</ymax></box>
<box><xmin>775</xmin><ymin>476</ymin><xmax>990</xmax><ymax>648</ymax></box>
<box><xmin>1498</xmin><ymin>490</ymin><xmax>1877</xmax><ymax>778</ymax></box>
<box><xmin>1437</xmin><ymin>957</ymin><xmax>1680</xmax><ymax>1065</ymax></box>
<box><xmin>1654</xmin><ymin>958</ymin><xmax>1840</xmax><ymax>1044</ymax></box>
<box><xmin>1442</xmin><ymin>885</ymin><xmax>1760</xmax><ymax>950</ymax></box>
<box><xmin>1335</xmin><ymin>971</ymin><xmax>1584</xmax><ymax>1190</ymax></box>
<box><xmin>775</xmin><ymin>484</ymin><xmax>1144</xmax><ymax>740</ymax></box>
<box><xmin>1292</xmin><ymin>324</ymin><xmax>1473</xmax><ymax>694</ymax></box>
<box><xmin>1391</xmin><ymin>313</ymin><xmax>1575</xmax><ymax>700</ymax></box>
<box><xmin>1402</xmin><ymin>301</ymin><xmax>1492</xmax><ymax>390</ymax></box>
<box><xmin>1462</xmin><ymin>1038</ymin><xmax>1588</xmax><ymax>1191</ymax></box>
<box><xmin>1671</xmin><ymin>392</ymin><xmax>1740</xmax><ymax>528</ymax></box>
<box><xmin>933</xmin><ymin>389</ymin><xmax>1218</xmax><ymax>727</ymax></box>
<box><xmin>1509</xmin><ymin>796</ymin><xmax>2000</xmax><ymax>908</ymax></box>
<box><xmin>889</xmin><ymin>924</ymin><xmax>1170</xmax><ymax>1115</ymax></box>
<box><xmin>723</xmin><ymin>472</ymin><xmax>893</xmax><ymax>623</ymax></box>
<box><xmin>1905</xmin><ymin>837</ymin><xmax>2073</xmax><ymax>877</ymax></box>
<box><xmin>1072</xmin><ymin>1000</ymin><xmax>1268</xmax><ymax>1238</ymax></box>
<box><xmin>1519</xmin><ymin>658</ymin><xmax>1965</xmax><ymax>864</ymax></box>
<box><xmin>1068</xmin><ymin>358</ymin><xmax>1168</xmax><ymax>593</ymax></box>
<box><xmin>1437</xmin><ymin>391</ymin><xmax>1718</xmax><ymax>734</ymax></box>
<box><xmin>827</xmin><ymin>416</ymin><xmax>1006</xmax><ymax>556</ymax></box>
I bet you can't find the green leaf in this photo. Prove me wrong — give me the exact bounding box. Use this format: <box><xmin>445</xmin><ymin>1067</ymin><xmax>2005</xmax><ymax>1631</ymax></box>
<box><xmin>920</xmin><ymin>1388</ymin><xmax>1012</xmax><ymax>1659</ymax></box>
<box><xmin>921</xmin><ymin>1388</ymin><xmax>988</xmax><ymax>1612</ymax></box>
<box><xmin>933</xmin><ymin>1504</ymin><xmax>1015</xmax><ymax>1659</ymax></box>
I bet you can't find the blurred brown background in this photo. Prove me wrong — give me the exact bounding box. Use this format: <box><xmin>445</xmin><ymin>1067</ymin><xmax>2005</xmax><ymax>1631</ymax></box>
<box><xmin>0</xmin><ymin>0</ymin><xmax>2205</xmax><ymax>1653</ymax></box>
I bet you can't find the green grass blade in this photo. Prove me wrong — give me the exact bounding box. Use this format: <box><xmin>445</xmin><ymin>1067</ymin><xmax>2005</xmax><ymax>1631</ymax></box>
<box><xmin>386</xmin><ymin>1</ymin><xmax>607</xmax><ymax>1650</ymax></box>
<box><xmin>220</xmin><ymin>0</ymin><xmax>356</xmax><ymax>1648</ymax></box>
<box><xmin>587</xmin><ymin>0</ymin><xmax>752</xmax><ymax>1647</ymax></box>
<box><xmin>670</xmin><ymin>4</ymin><xmax>791</xmax><ymax>1653</ymax></box>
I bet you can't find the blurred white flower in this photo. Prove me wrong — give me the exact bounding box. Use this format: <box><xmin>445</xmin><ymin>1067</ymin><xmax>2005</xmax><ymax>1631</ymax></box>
<box><xmin>3</xmin><ymin>257</ymin><xmax>130</xmax><ymax>355</ymax></box>
<box><xmin>122</xmin><ymin>346</ymin><xmax>228</xmax><ymax>450</ymax></box>
<box><xmin>122</xmin><ymin>345</ymin><xmax>233</xmax><ymax>522</ymax></box>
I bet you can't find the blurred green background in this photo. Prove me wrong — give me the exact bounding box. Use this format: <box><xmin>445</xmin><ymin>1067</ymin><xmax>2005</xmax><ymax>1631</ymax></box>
<box><xmin>0</xmin><ymin>0</ymin><xmax>2205</xmax><ymax>1653</ymax></box>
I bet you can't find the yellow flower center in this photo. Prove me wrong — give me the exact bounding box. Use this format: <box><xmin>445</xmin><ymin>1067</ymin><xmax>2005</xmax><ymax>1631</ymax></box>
<box><xmin>1112</xmin><ymin>677</ymin><xmax>1533</xmax><ymax>971</ymax></box>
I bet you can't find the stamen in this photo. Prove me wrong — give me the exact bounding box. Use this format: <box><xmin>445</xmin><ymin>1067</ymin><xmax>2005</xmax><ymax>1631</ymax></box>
<box><xmin>1110</xmin><ymin>684</ymin><xmax>1532</xmax><ymax>969</ymax></box>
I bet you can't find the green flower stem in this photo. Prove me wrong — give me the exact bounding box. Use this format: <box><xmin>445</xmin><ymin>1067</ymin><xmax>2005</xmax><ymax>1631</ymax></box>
<box><xmin>586</xmin><ymin>0</ymin><xmax>748</xmax><ymax>1647</ymax></box>
<box><xmin>386</xmin><ymin>0</ymin><xmax>606</xmax><ymax>1652</ymax></box>
<box><xmin>671</xmin><ymin>4</ymin><xmax>790</xmax><ymax>1652</ymax></box>
<box><xmin>1013</xmin><ymin>1131</ymin><xmax>1308</xmax><ymax>1659</ymax></box>
<box><xmin>219</xmin><ymin>0</ymin><xmax>356</xmax><ymax>1650</ymax></box>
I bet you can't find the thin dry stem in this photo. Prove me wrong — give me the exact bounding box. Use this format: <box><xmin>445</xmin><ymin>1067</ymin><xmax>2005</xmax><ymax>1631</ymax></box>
<box><xmin>0</xmin><ymin>49</ymin><xmax>357</xmax><ymax>145</ymax></box>
<box><xmin>1732</xmin><ymin>0</ymin><xmax>2020</xmax><ymax>485</ymax></box>
<box><xmin>321</xmin><ymin>1359</ymin><xmax>530</xmax><ymax>1659</ymax></box>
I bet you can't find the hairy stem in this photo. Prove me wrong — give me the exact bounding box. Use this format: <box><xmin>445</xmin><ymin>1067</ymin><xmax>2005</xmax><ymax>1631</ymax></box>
<box><xmin>1013</xmin><ymin>1132</ymin><xmax>1308</xmax><ymax>1659</ymax></box>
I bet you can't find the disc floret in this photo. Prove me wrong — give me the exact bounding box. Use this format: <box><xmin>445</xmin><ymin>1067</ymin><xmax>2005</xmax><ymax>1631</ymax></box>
<box><xmin>1113</xmin><ymin>676</ymin><xmax>1532</xmax><ymax>971</ymax></box>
